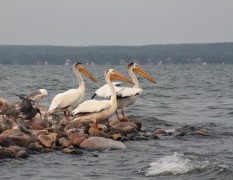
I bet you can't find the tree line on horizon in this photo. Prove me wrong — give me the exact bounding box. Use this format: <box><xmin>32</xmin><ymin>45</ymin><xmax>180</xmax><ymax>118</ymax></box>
<box><xmin>0</xmin><ymin>43</ymin><xmax>232</xmax><ymax>65</ymax></box>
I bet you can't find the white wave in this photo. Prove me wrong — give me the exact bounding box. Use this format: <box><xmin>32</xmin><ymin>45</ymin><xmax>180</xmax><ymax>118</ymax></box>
<box><xmin>144</xmin><ymin>152</ymin><xmax>209</xmax><ymax>176</ymax></box>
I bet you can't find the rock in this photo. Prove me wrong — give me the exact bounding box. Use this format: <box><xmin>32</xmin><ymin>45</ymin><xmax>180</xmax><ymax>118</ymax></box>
<box><xmin>195</xmin><ymin>128</ymin><xmax>208</xmax><ymax>136</ymax></box>
<box><xmin>62</xmin><ymin>147</ymin><xmax>83</xmax><ymax>155</ymax></box>
<box><xmin>0</xmin><ymin>147</ymin><xmax>15</xmax><ymax>159</ymax></box>
<box><xmin>0</xmin><ymin>96</ymin><xmax>10</xmax><ymax>109</ymax></box>
<box><xmin>68</xmin><ymin>133</ymin><xmax>87</xmax><ymax>147</ymax></box>
<box><xmin>28</xmin><ymin>142</ymin><xmax>44</xmax><ymax>151</ymax></box>
<box><xmin>0</xmin><ymin>115</ymin><xmax>13</xmax><ymax>133</ymax></box>
<box><xmin>0</xmin><ymin>136</ymin><xmax>16</xmax><ymax>147</ymax></box>
<box><xmin>80</xmin><ymin>137</ymin><xmax>127</xmax><ymax>151</ymax></box>
<box><xmin>0</xmin><ymin>130</ymin><xmax>35</xmax><ymax>148</ymax></box>
<box><xmin>153</xmin><ymin>128</ymin><xmax>168</xmax><ymax>136</ymax></box>
<box><xmin>59</xmin><ymin>137</ymin><xmax>71</xmax><ymax>147</ymax></box>
<box><xmin>38</xmin><ymin>133</ymin><xmax>57</xmax><ymax>148</ymax></box>
<box><xmin>112</xmin><ymin>133</ymin><xmax>122</xmax><ymax>141</ymax></box>
<box><xmin>40</xmin><ymin>148</ymin><xmax>55</xmax><ymax>153</ymax></box>
<box><xmin>88</xmin><ymin>127</ymin><xmax>110</xmax><ymax>138</ymax></box>
<box><xmin>175</xmin><ymin>131</ymin><xmax>186</xmax><ymax>137</ymax></box>
<box><xmin>111</xmin><ymin>121</ymin><xmax>138</xmax><ymax>135</ymax></box>
<box><xmin>130</xmin><ymin>120</ymin><xmax>142</xmax><ymax>131</ymax></box>
<box><xmin>26</xmin><ymin>118</ymin><xmax>50</xmax><ymax>130</ymax></box>
<box><xmin>8</xmin><ymin>146</ymin><xmax>29</xmax><ymax>158</ymax></box>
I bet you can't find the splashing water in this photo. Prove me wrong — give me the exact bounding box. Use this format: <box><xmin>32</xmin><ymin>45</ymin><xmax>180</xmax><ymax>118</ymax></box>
<box><xmin>144</xmin><ymin>152</ymin><xmax>210</xmax><ymax>176</ymax></box>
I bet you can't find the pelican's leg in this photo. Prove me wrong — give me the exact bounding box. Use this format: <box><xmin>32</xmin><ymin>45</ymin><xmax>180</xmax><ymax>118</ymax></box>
<box><xmin>115</xmin><ymin>110</ymin><xmax>122</xmax><ymax>120</ymax></box>
<box><xmin>93</xmin><ymin>121</ymin><xmax>99</xmax><ymax>129</ymax></box>
<box><xmin>68</xmin><ymin>111</ymin><xmax>71</xmax><ymax>118</ymax></box>
<box><xmin>120</xmin><ymin>108</ymin><xmax>128</xmax><ymax>121</ymax></box>
<box><xmin>64</xmin><ymin>111</ymin><xmax>66</xmax><ymax>117</ymax></box>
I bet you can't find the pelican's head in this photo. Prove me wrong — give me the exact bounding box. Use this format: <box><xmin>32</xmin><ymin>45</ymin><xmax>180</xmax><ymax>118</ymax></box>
<box><xmin>105</xmin><ymin>69</ymin><xmax>133</xmax><ymax>84</ymax></box>
<box><xmin>73</xmin><ymin>62</ymin><xmax>98</xmax><ymax>83</ymax></box>
<box><xmin>128</xmin><ymin>62</ymin><xmax>156</xmax><ymax>84</ymax></box>
<box><xmin>39</xmin><ymin>89</ymin><xmax>48</xmax><ymax>97</ymax></box>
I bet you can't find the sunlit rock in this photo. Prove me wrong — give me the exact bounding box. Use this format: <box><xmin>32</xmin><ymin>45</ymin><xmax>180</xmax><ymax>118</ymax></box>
<box><xmin>88</xmin><ymin>127</ymin><xmax>110</xmax><ymax>138</ymax></box>
<box><xmin>38</xmin><ymin>133</ymin><xmax>57</xmax><ymax>148</ymax></box>
<box><xmin>0</xmin><ymin>96</ymin><xmax>10</xmax><ymax>109</ymax></box>
<box><xmin>80</xmin><ymin>137</ymin><xmax>127</xmax><ymax>150</ymax></box>
<box><xmin>0</xmin><ymin>115</ymin><xmax>13</xmax><ymax>133</ymax></box>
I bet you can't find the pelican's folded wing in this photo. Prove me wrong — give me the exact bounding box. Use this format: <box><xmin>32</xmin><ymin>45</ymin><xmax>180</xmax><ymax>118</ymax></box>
<box><xmin>72</xmin><ymin>100</ymin><xmax>111</xmax><ymax>115</ymax></box>
<box><xmin>117</xmin><ymin>87</ymin><xmax>143</xmax><ymax>98</ymax></box>
<box><xmin>95</xmin><ymin>82</ymin><xmax>122</xmax><ymax>98</ymax></box>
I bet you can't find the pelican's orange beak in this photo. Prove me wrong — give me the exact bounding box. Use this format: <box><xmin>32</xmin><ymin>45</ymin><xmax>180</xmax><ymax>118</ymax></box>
<box><xmin>80</xmin><ymin>67</ymin><xmax>98</xmax><ymax>83</ymax></box>
<box><xmin>134</xmin><ymin>66</ymin><xmax>156</xmax><ymax>84</ymax></box>
<box><xmin>110</xmin><ymin>71</ymin><xmax>133</xmax><ymax>84</ymax></box>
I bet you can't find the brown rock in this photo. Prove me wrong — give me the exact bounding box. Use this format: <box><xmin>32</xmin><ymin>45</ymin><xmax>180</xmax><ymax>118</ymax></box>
<box><xmin>62</xmin><ymin>147</ymin><xmax>83</xmax><ymax>155</ymax></box>
<box><xmin>0</xmin><ymin>115</ymin><xmax>13</xmax><ymax>133</ymax></box>
<box><xmin>112</xmin><ymin>133</ymin><xmax>122</xmax><ymax>141</ymax></box>
<box><xmin>0</xmin><ymin>147</ymin><xmax>15</xmax><ymax>159</ymax></box>
<box><xmin>80</xmin><ymin>137</ymin><xmax>127</xmax><ymax>151</ymax></box>
<box><xmin>0</xmin><ymin>130</ymin><xmax>35</xmax><ymax>148</ymax></box>
<box><xmin>153</xmin><ymin>128</ymin><xmax>168</xmax><ymax>136</ymax></box>
<box><xmin>68</xmin><ymin>133</ymin><xmax>87</xmax><ymax>147</ymax></box>
<box><xmin>195</xmin><ymin>128</ymin><xmax>208</xmax><ymax>136</ymax></box>
<box><xmin>38</xmin><ymin>133</ymin><xmax>57</xmax><ymax>148</ymax></box>
<box><xmin>59</xmin><ymin>137</ymin><xmax>71</xmax><ymax>147</ymax></box>
<box><xmin>0</xmin><ymin>136</ymin><xmax>16</xmax><ymax>147</ymax></box>
<box><xmin>88</xmin><ymin>127</ymin><xmax>110</xmax><ymax>138</ymax></box>
<box><xmin>111</xmin><ymin>121</ymin><xmax>138</xmax><ymax>135</ymax></box>
<box><xmin>8</xmin><ymin>146</ymin><xmax>29</xmax><ymax>158</ymax></box>
<box><xmin>28</xmin><ymin>142</ymin><xmax>44</xmax><ymax>151</ymax></box>
<box><xmin>26</xmin><ymin>118</ymin><xmax>50</xmax><ymax>130</ymax></box>
<box><xmin>0</xmin><ymin>96</ymin><xmax>10</xmax><ymax>109</ymax></box>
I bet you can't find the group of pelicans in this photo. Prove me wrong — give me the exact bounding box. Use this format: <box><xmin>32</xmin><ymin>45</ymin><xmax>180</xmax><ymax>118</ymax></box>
<box><xmin>18</xmin><ymin>62</ymin><xmax>156</xmax><ymax>129</ymax></box>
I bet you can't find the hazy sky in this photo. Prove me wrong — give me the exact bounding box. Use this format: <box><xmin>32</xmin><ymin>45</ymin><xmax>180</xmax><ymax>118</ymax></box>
<box><xmin>0</xmin><ymin>0</ymin><xmax>232</xmax><ymax>46</ymax></box>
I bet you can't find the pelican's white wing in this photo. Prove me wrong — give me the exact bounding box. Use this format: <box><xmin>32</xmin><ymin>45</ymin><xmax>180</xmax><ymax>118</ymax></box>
<box><xmin>117</xmin><ymin>87</ymin><xmax>143</xmax><ymax>98</ymax></box>
<box><xmin>49</xmin><ymin>89</ymin><xmax>82</xmax><ymax>113</ymax></box>
<box><xmin>94</xmin><ymin>82</ymin><xmax>122</xmax><ymax>98</ymax></box>
<box><xmin>72</xmin><ymin>99</ymin><xmax>111</xmax><ymax>115</ymax></box>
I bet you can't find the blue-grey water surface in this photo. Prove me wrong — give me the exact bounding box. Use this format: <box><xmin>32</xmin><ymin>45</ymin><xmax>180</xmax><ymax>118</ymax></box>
<box><xmin>0</xmin><ymin>64</ymin><xmax>233</xmax><ymax>180</ymax></box>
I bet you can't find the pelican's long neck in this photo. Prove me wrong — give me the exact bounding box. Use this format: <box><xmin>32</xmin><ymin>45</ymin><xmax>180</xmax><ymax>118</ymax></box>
<box><xmin>74</xmin><ymin>67</ymin><xmax>85</xmax><ymax>91</ymax></box>
<box><xmin>128</xmin><ymin>68</ymin><xmax>139</xmax><ymax>88</ymax></box>
<box><xmin>106</xmin><ymin>75</ymin><xmax>116</xmax><ymax>103</ymax></box>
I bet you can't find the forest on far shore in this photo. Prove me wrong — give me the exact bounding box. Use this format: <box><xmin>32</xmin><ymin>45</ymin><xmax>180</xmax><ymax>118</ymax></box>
<box><xmin>0</xmin><ymin>43</ymin><xmax>232</xmax><ymax>65</ymax></box>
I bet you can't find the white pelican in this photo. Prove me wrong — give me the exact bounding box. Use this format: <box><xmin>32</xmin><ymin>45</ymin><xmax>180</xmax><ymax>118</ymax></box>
<box><xmin>48</xmin><ymin>63</ymin><xmax>97</xmax><ymax>117</ymax></box>
<box><xmin>92</xmin><ymin>62</ymin><xmax>156</xmax><ymax>120</ymax></box>
<box><xmin>72</xmin><ymin>69</ymin><xmax>133</xmax><ymax>129</ymax></box>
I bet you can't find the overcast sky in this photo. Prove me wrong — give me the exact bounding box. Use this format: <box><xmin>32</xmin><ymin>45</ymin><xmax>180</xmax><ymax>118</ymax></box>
<box><xmin>0</xmin><ymin>0</ymin><xmax>232</xmax><ymax>46</ymax></box>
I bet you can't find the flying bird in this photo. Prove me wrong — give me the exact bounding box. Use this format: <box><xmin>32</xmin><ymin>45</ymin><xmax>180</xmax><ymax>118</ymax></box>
<box><xmin>72</xmin><ymin>69</ymin><xmax>133</xmax><ymax>129</ymax></box>
<box><xmin>92</xmin><ymin>62</ymin><xmax>156</xmax><ymax>120</ymax></box>
<box><xmin>48</xmin><ymin>62</ymin><xmax>97</xmax><ymax>117</ymax></box>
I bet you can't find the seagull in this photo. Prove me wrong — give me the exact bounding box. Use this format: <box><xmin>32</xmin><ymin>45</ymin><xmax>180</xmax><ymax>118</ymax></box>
<box><xmin>92</xmin><ymin>62</ymin><xmax>156</xmax><ymax>121</ymax></box>
<box><xmin>72</xmin><ymin>69</ymin><xmax>133</xmax><ymax>129</ymax></box>
<box><xmin>48</xmin><ymin>62</ymin><xmax>97</xmax><ymax>117</ymax></box>
<box><xmin>26</xmin><ymin>89</ymin><xmax>48</xmax><ymax>105</ymax></box>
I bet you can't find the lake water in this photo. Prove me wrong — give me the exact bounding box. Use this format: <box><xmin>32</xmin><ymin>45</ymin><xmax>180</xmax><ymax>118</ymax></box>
<box><xmin>0</xmin><ymin>64</ymin><xmax>233</xmax><ymax>180</ymax></box>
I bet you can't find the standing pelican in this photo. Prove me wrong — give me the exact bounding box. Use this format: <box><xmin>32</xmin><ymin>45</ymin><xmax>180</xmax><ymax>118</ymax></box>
<box><xmin>92</xmin><ymin>62</ymin><xmax>156</xmax><ymax>120</ymax></box>
<box><xmin>72</xmin><ymin>69</ymin><xmax>133</xmax><ymax>128</ymax></box>
<box><xmin>48</xmin><ymin>63</ymin><xmax>97</xmax><ymax>117</ymax></box>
